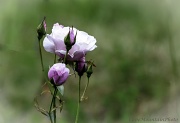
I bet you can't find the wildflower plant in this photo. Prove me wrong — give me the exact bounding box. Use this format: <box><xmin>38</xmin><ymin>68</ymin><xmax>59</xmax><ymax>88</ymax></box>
<box><xmin>35</xmin><ymin>17</ymin><xmax>97</xmax><ymax>123</ymax></box>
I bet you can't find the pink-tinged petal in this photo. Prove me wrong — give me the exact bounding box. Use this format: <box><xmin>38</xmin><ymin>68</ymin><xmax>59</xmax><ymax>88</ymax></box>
<box><xmin>75</xmin><ymin>57</ymin><xmax>86</xmax><ymax>76</ymax></box>
<box><xmin>48</xmin><ymin>67</ymin><xmax>56</xmax><ymax>79</ymax></box>
<box><xmin>43</xmin><ymin>20</ymin><xmax>47</xmax><ymax>32</ymax></box>
<box><xmin>68</xmin><ymin>44</ymin><xmax>80</xmax><ymax>58</ymax></box>
<box><xmin>72</xmin><ymin>51</ymin><xmax>85</xmax><ymax>61</ymax></box>
<box><xmin>56</xmin><ymin>64</ymin><xmax>66</xmax><ymax>75</ymax></box>
<box><xmin>70</xmin><ymin>28</ymin><xmax>75</xmax><ymax>43</ymax></box>
<box><xmin>69</xmin><ymin>27</ymin><xmax>78</xmax><ymax>44</ymax></box>
<box><xmin>43</xmin><ymin>35</ymin><xmax>55</xmax><ymax>53</ymax></box>
<box><xmin>55</xmin><ymin>52</ymin><xmax>65</xmax><ymax>59</ymax></box>
<box><xmin>53</xmin><ymin>74</ymin><xmax>60</xmax><ymax>83</ymax></box>
<box><xmin>55</xmin><ymin>50</ymin><xmax>66</xmax><ymax>56</ymax></box>
<box><xmin>55</xmin><ymin>50</ymin><xmax>69</xmax><ymax>60</ymax></box>
<box><xmin>55</xmin><ymin>71</ymin><xmax>69</xmax><ymax>85</ymax></box>
<box><xmin>53</xmin><ymin>39</ymin><xmax>66</xmax><ymax>51</ymax></box>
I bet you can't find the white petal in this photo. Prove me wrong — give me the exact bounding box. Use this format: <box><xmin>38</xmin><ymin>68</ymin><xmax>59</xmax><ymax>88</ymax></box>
<box><xmin>69</xmin><ymin>44</ymin><xmax>80</xmax><ymax>58</ymax></box>
<box><xmin>43</xmin><ymin>35</ymin><xmax>55</xmax><ymax>53</ymax></box>
<box><xmin>86</xmin><ymin>38</ymin><xmax>96</xmax><ymax>50</ymax></box>
<box><xmin>60</xmin><ymin>27</ymin><xmax>70</xmax><ymax>39</ymax></box>
<box><xmin>87</xmin><ymin>36</ymin><xmax>96</xmax><ymax>44</ymax></box>
<box><xmin>89</xmin><ymin>45</ymin><xmax>97</xmax><ymax>51</ymax></box>
<box><xmin>55</xmin><ymin>50</ymin><xmax>66</xmax><ymax>55</ymax></box>
<box><xmin>52</xmin><ymin>23</ymin><xmax>63</xmax><ymax>34</ymax></box>
<box><xmin>76</xmin><ymin>31</ymin><xmax>88</xmax><ymax>43</ymax></box>
<box><xmin>52</xmin><ymin>24</ymin><xmax>68</xmax><ymax>41</ymax></box>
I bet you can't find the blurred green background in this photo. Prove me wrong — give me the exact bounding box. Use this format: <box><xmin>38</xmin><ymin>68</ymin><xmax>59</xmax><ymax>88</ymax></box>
<box><xmin>1</xmin><ymin>0</ymin><xmax>180</xmax><ymax>123</ymax></box>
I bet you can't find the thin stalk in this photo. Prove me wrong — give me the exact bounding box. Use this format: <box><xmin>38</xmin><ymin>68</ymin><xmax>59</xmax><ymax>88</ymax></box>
<box><xmin>53</xmin><ymin>87</ymin><xmax>58</xmax><ymax>123</ymax></box>
<box><xmin>54</xmin><ymin>54</ymin><xmax>56</xmax><ymax>63</ymax></box>
<box><xmin>38</xmin><ymin>40</ymin><xmax>44</xmax><ymax>72</ymax></box>
<box><xmin>75</xmin><ymin>76</ymin><xmax>81</xmax><ymax>123</ymax></box>
<box><xmin>81</xmin><ymin>78</ymin><xmax>90</xmax><ymax>101</ymax></box>
<box><xmin>49</xmin><ymin>87</ymin><xmax>58</xmax><ymax>123</ymax></box>
<box><xmin>49</xmin><ymin>91</ymin><xmax>54</xmax><ymax>123</ymax></box>
<box><xmin>63</xmin><ymin>51</ymin><xmax>68</xmax><ymax>63</ymax></box>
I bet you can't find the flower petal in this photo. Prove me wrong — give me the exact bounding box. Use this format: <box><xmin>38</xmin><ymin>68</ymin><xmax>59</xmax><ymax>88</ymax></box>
<box><xmin>55</xmin><ymin>71</ymin><xmax>69</xmax><ymax>85</ymax></box>
<box><xmin>48</xmin><ymin>67</ymin><xmax>55</xmax><ymax>79</ymax></box>
<box><xmin>72</xmin><ymin>51</ymin><xmax>85</xmax><ymax>61</ymax></box>
<box><xmin>52</xmin><ymin>23</ymin><xmax>63</xmax><ymax>33</ymax></box>
<box><xmin>76</xmin><ymin>31</ymin><xmax>88</xmax><ymax>43</ymax></box>
<box><xmin>55</xmin><ymin>50</ymin><xmax>66</xmax><ymax>55</ymax></box>
<box><xmin>52</xmin><ymin>23</ymin><xmax>67</xmax><ymax>41</ymax></box>
<box><xmin>43</xmin><ymin>35</ymin><xmax>55</xmax><ymax>53</ymax></box>
<box><xmin>68</xmin><ymin>44</ymin><xmax>80</xmax><ymax>58</ymax></box>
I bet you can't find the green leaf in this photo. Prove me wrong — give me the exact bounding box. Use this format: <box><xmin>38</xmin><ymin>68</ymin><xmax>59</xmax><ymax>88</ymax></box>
<box><xmin>57</xmin><ymin>85</ymin><xmax>64</xmax><ymax>96</ymax></box>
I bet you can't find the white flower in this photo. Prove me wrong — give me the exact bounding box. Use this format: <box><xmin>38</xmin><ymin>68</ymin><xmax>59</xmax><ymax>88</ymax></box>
<box><xmin>43</xmin><ymin>23</ymin><xmax>97</xmax><ymax>61</ymax></box>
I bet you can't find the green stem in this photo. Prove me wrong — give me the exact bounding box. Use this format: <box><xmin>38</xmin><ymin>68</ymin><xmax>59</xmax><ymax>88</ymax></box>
<box><xmin>81</xmin><ymin>78</ymin><xmax>90</xmax><ymax>101</ymax></box>
<box><xmin>75</xmin><ymin>76</ymin><xmax>81</xmax><ymax>123</ymax></box>
<box><xmin>63</xmin><ymin>50</ymin><xmax>68</xmax><ymax>63</ymax></box>
<box><xmin>49</xmin><ymin>87</ymin><xmax>58</xmax><ymax>123</ymax></box>
<box><xmin>54</xmin><ymin>54</ymin><xmax>56</xmax><ymax>64</ymax></box>
<box><xmin>49</xmin><ymin>106</ymin><xmax>53</xmax><ymax>123</ymax></box>
<box><xmin>38</xmin><ymin>40</ymin><xmax>44</xmax><ymax>72</ymax></box>
<box><xmin>53</xmin><ymin>87</ymin><xmax>57</xmax><ymax>123</ymax></box>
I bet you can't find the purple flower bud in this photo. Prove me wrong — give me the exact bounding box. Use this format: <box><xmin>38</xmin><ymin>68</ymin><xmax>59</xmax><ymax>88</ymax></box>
<box><xmin>43</xmin><ymin>20</ymin><xmax>47</xmax><ymax>32</ymax></box>
<box><xmin>48</xmin><ymin>63</ymin><xmax>70</xmax><ymax>86</ymax></box>
<box><xmin>70</xmin><ymin>27</ymin><xmax>76</xmax><ymax>44</ymax></box>
<box><xmin>75</xmin><ymin>57</ymin><xmax>86</xmax><ymax>76</ymax></box>
<box><xmin>86</xmin><ymin>61</ymin><xmax>95</xmax><ymax>78</ymax></box>
<box><xmin>64</xmin><ymin>27</ymin><xmax>77</xmax><ymax>51</ymax></box>
<box><xmin>37</xmin><ymin>17</ymin><xmax>46</xmax><ymax>40</ymax></box>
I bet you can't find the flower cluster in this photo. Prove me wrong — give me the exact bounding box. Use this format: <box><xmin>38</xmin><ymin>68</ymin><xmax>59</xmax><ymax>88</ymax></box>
<box><xmin>44</xmin><ymin>23</ymin><xmax>97</xmax><ymax>85</ymax></box>
<box><xmin>36</xmin><ymin>18</ymin><xmax>97</xmax><ymax>123</ymax></box>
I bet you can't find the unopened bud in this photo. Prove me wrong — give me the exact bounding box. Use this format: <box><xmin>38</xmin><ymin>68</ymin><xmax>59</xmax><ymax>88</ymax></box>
<box><xmin>48</xmin><ymin>63</ymin><xmax>70</xmax><ymax>86</ymax></box>
<box><xmin>64</xmin><ymin>26</ymin><xmax>77</xmax><ymax>51</ymax></box>
<box><xmin>37</xmin><ymin>17</ymin><xmax>46</xmax><ymax>40</ymax></box>
<box><xmin>86</xmin><ymin>62</ymin><xmax>94</xmax><ymax>78</ymax></box>
<box><xmin>75</xmin><ymin>57</ymin><xmax>87</xmax><ymax>77</ymax></box>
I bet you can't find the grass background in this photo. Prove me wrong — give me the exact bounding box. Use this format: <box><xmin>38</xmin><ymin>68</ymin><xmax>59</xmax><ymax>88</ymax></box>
<box><xmin>1</xmin><ymin>0</ymin><xmax>180</xmax><ymax>122</ymax></box>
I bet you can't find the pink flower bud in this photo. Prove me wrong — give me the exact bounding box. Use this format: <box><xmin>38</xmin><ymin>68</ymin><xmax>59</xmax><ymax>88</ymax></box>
<box><xmin>75</xmin><ymin>57</ymin><xmax>86</xmax><ymax>76</ymax></box>
<box><xmin>37</xmin><ymin>17</ymin><xmax>46</xmax><ymax>40</ymax></box>
<box><xmin>64</xmin><ymin>27</ymin><xmax>77</xmax><ymax>51</ymax></box>
<box><xmin>48</xmin><ymin>63</ymin><xmax>70</xmax><ymax>86</ymax></box>
<box><xmin>86</xmin><ymin>60</ymin><xmax>96</xmax><ymax>78</ymax></box>
<box><xmin>69</xmin><ymin>27</ymin><xmax>77</xmax><ymax>45</ymax></box>
<box><xmin>43</xmin><ymin>20</ymin><xmax>47</xmax><ymax>32</ymax></box>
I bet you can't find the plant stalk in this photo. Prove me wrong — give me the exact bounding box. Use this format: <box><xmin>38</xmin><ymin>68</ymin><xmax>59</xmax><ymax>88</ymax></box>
<box><xmin>38</xmin><ymin>40</ymin><xmax>44</xmax><ymax>72</ymax></box>
<box><xmin>49</xmin><ymin>87</ymin><xmax>58</xmax><ymax>123</ymax></box>
<box><xmin>81</xmin><ymin>78</ymin><xmax>90</xmax><ymax>101</ymax></box>
<box><xmin>54</xmin><ymin>54</ymin><xmax>56</xmax><ymax>63</ymax></box>
<box><xmin>75</xmin><ymin>76</ymin><xmax>81</xmax><ymax>123</ymax></box>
